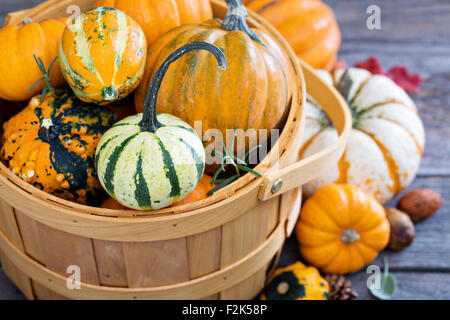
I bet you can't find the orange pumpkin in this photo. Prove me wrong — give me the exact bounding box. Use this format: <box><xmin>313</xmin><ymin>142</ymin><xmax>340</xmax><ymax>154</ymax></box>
<box><xmin>172</xmin><ymin>174</ymin><xmax>216</xmax><ymax>207</ymax></box>
<box><xmin>94</xmin><ymin>0</ymin><xmax>213</xmax><ymax>46</ymax></box>
<box><xmin>0</xmin><ymin>18</ymin><xmax>67</xmax><ymax>101</ymax></box>
<box><xmin>135</xmin><ymin>0</ymin><xmax>290</xmax><ymax>155</ymax></box>
<box><xmin>58</xmin><ymin>7</ymin><xmax>147</xmax><ymax>105</ymax></box>
<box><xmin>245</xmin><ymin>0</ymin><xmax>341</xmax><ymax>71</ymax></box>
<box><xmin>105</xmin><ymin>103</ymin><xmax>136</xmax><ymax>120</ymax></box>
<box><xmin>101</xmin><ymin>174</ymin><xmax>215</xmax><ymax>209</ymax></box>
<box><xmin>296</xmin><ymin>184</ymin><xmax>390</xmax><ymax>274</ymax></box>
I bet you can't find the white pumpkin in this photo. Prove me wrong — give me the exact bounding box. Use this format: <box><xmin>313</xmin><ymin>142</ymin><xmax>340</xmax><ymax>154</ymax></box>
<box><xmin>301</xmin><ymin>68</ymin><xmax>425</xmax><ymax>203</ymax></box>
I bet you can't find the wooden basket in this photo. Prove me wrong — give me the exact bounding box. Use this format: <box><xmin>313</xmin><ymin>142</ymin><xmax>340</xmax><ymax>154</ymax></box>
<box><xmin>0</xmin><ymin>0</ymin><xmax>351</xmax><ymax>300</ymax></box>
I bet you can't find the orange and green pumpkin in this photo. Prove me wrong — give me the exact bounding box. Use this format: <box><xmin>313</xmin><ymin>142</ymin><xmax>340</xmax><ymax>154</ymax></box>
<box><xmin>261</xmin><ymin>262</ymin><xmax>329</xmax><ymax>300</ymax></box>
<box><xmin>58</xmin><ymin>7</ymin><xmax>147</xmax><ymax>105</ymax></box>
<box><xmin>94</xmin><ymin>0</ymin><xmax>213</xmax><ymax>46</ymax></box>
<box><xmin>0</xmin><ymin>18</ymin><xmax>68</xmax><ymax>101</ymax></box>
<box><xmin>1</xmin><ymin>89</ymin><xmax>118</xmax><ymax>204</ymax></box>
<box><xmin>135</xmin><ymin>0</ymin><xmax>290</xmax><ymax>154</ymax></box>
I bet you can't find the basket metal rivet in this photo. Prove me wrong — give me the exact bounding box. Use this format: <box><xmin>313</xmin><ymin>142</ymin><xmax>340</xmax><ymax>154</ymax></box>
<box><xmin>271</xmin><ymin>179</ymin><xmax>283</xmax><ymax>194</ymax></box>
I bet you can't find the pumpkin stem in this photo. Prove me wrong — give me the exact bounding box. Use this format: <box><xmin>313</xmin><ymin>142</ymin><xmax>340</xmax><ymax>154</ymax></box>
<box><xmin>28</xmin><ymin>54</ymin><xmax>57</xmax><ymax>102</ymax></box>
<box><xmin>222</xmin><ymin>0</ymin><xmax>266</xmax><ymax>46</ymax></box>
<box><xmin>341</xmin><ymin>229</ymin><xmax>360</xmax><ymax>244</ymax></box>
<box><xmin>22</xmin><ymin>17</ymin><xmax>33</xmax><ymax>25</ymax></box>
<box><xmin>139</xmin><ymin>41</ymin><xmax>227</xmax><ymax>133</ymax></box>
<box><xmin>276</xmin><ymin>281</ymin><xmax>290</xmax><ymax>295</ymax></box>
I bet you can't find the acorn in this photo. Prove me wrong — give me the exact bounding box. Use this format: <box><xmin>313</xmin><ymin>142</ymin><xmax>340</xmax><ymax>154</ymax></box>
<box><xmin>398</xmin><ymin>189</ymin><xmax>442</xmax><ymax>222</ymax></box>
<box><xmin>386</xmin><ymin>208</ymin><xmax>415</xmax><ymax>251</ymax></box>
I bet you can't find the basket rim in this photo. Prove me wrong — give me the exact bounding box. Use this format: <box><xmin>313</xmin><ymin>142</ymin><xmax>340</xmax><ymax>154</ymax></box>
<box><xmin>0</xmin><ymin>0</ymin><xmax>304</xmax><ymax>219</ymax></box>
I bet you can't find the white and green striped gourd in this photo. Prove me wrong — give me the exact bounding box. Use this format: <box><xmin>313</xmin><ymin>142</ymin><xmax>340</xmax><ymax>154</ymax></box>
<box><xmin>95</xmin><ymin>42</ymin><xmax>227</xmax><ymax>210</ymax></box>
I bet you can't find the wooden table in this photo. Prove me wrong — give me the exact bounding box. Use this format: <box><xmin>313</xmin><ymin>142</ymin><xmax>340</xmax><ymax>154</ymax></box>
<box><xmin>0</xmin><ymin>0</ymin><xmax>449</xmax><ymax>300</ymax></box>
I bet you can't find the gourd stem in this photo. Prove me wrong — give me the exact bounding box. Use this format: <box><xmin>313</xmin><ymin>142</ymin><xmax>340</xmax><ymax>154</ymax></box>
<box><xmin>222</xmin><ymin>0</ymin><xmax>265</xmax><ymax>46</ymax></box>
<box><xmin>22</xmin><ymin>17</ymin><xmax>33</xmax><ymax>25</ymax></box>
<box><xmin>341</xmin><ymin>229</ymin><xmax>360</xmax><ymax>244</ymax></box>
<box><xmin>139</xmin><ymin>41</ymin><xmax>227</xmax><ymax>133</ymax></box>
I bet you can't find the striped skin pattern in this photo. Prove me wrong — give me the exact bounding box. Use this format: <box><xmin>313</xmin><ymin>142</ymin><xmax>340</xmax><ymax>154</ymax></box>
<box><xmin>58</xmin><ymin>7</ymin><xmax>147</xmax><ymax>105</ymax></box>
<box><xmin>95</xmin><ymin>113</ymin><xmax>206</xmax><ymax>210</ymax></box>
<box><xmin>300</xmin><ymin>68</ymin><xmax>425</xmax><ymax>203</ymax></box>
<box><xmin>95</xmin><ymin>0</ymin><xmax>213</xmax><ymax>46</ymax></box>
<box><xmin>1</xmin><ymin>89</ymin><xmax>118</xmax><ymax>205</ymax></box>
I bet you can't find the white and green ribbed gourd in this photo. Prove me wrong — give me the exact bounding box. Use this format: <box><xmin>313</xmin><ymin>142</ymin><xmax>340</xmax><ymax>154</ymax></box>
<box><xmin>95</xmin><ymin>42</ymin><xmax>227</xmax><ymax>210</ymax></box>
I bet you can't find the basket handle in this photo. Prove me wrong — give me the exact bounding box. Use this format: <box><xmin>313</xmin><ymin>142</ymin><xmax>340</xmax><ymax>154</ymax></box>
<box><xmin>259</xmin><ymin>62</ymin><xmax>352</xmax><ymax>201</ymax></box>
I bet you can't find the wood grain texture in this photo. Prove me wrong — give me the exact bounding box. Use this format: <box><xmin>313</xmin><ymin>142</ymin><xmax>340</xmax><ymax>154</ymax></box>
<box><xmin>122</xmin><ymin>238</ymin><xmax>190</xmax><ymax>288</ymax></box>
<box><xmin>92</xmin><ymin>240</ymin><xmax>128</xmax><ymax>287</ymax></box>
<box><xmin>219</xmin><ymin>199</ymin><xmax>273</xmax><ymax>299</ymax></box>
<box><xmin>0</xmin><ymin>201</ymin><xmax>34</xmax><ymax>299</ymax></box>
<box><xmin>186</xmin><ymin>228</ymin><xmax>222</xmax><ymax>280</ymax></box>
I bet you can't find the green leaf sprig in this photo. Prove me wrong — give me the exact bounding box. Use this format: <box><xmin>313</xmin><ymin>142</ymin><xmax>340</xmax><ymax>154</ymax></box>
<box><xmin>27</xmin><ymin>54</ymin><xmax>58</xmax><ymax>102</ymax></box>
<box><xmin>369</xmin><ymin>257</ymin><xmax>396</xmax><ymax>300</ymax></box>
<box><xmin>208</xmin><ymin>127</ymin><xmax>262</xmax><ymax>195</ymax></box>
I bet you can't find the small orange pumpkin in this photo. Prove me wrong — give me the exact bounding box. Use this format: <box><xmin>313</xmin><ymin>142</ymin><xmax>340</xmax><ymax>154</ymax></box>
<box><xmin>296</xmin><ymin>184</ymin><xmax>390</xmax><ymax>274</ymax></box>
<box><xmin>0</xmin><ymin>18</ymin><xmax>67</xmax><ymax>101</ymax></box>
<box><xmin>101</xmin><ymin>174</ymin><xmax>215</xmax><ymax>209</ymax></box>
<box><xmin>245</xmin><ymin>0</ymin><xmax>341</xmax><ymax>71</ymax></box>
<box><xmin>172</xmin><ymin>174</ymin><xmax>216</xmax><ymax>207</ymax></box>
<box><xmin>94</xmin><ymin>0</ymin><xmax>213</xmax><ymax>46</ymax></box>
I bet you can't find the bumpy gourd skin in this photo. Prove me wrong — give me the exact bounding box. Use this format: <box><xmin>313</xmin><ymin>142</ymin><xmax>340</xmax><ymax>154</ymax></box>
<box><xmin>261</xmin><ymin>262</ymin><xmax>329</xmax><ymax>300</ymax></box>
<box><xmin>1</xmin><ymin>89</ymin><xmax>118</xmax><ymax>204</ymax></box>
<box><xmin>58</xmin><ymin>7</ymin><xmax>147</xmax><ymax>105</ymax></box>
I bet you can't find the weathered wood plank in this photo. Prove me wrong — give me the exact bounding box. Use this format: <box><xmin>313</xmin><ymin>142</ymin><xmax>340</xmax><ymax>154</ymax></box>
<box><xmin>346</xmin><ymin>271</ymin><xmax>450</xmax><ymax>300</ymax></box>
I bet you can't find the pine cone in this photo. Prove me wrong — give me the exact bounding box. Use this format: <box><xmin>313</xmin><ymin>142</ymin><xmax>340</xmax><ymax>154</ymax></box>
<box><xmin>324</xmin><ymin>274</ymin><xmax>359</xmax><ymax>300</ymax></box>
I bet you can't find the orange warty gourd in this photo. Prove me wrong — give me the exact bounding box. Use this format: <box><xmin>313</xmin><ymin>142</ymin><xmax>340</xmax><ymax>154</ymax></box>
<box><xmin>0</xmin><ymin>18</ymin><xmax>67</xmax><ymax>101</ymax></box>
<box><xmin>0</xmin><ymin>89</ymin><xmax>118</xmax><ymax>205</ymax></box>
<box><xmin>58</xmin><ymin>7</ymin><xmax>147</xmax><ymax>105</ymax></box>
<box><xmin>245</xmin><ymin>0</ymin><xmax>341</xmax><ymax>71</ymax></box>
<box><xmin>101</xmin><ymin>174</ymin><xmax>215</xmax><ymax>209</ymax></box>
<box><xmin>95</xmin><ymin>0</ymin><xmax>213</xmax><ymax>46</ymax></box>
<box><xmin>135</xmin><ymin>0</ymin><xmax>290</xmax><ymax>153</ymax></box>
<box><xmin>296</xmin><ymin>184</ymin><xmax>390</xmax><ymax>274</ymax></box>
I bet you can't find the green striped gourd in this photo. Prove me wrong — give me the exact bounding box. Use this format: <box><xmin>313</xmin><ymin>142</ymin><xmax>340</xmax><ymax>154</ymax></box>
<box><xmin>95</xmin><ymin>42</ymin><xmax>227</xmax><ymax>210</ymax></box>
<box><xmin>58</xmin><ymin>7</ymin><xmax>147</xmax><ymax>105</ymax></box>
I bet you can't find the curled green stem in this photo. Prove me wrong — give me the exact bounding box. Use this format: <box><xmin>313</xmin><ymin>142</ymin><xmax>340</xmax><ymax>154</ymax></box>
<box><xmin>139</xmin><ymin>41</ymin><xmax>227</xmax><ymax>133</ymax></box>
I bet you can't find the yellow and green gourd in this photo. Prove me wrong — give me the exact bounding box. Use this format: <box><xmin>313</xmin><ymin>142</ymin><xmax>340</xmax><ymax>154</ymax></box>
<box><xmin>58</xmin><ymin>7</ymin><xmax>147</xmax><ymax>105</ymax></box>
<box><xmin>261</xmin><ymin>262</ymin><xmax>329</xmax><ymax>300</ymax></box>
<box><xmin>95</xmin><ymin>42</ymin><xmax>226</xmax><ymax>210</ymax></box>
